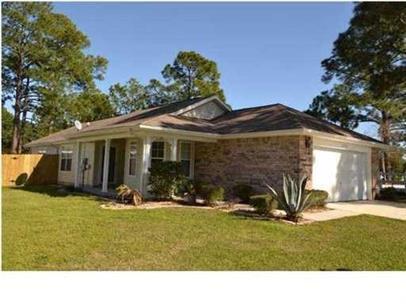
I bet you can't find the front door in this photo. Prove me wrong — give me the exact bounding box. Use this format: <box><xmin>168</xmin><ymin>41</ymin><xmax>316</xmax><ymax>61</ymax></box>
<box><xmin>100</xmin><ymin>146</ymin><xmax>116</xmax><ymax>184</ymax></box>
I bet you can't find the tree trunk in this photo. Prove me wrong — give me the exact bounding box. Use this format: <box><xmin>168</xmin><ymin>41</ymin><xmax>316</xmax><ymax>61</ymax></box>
<box><xmin>11</xmin><ymin>53</ymin><xmax>24</xmax><ymax>154</ymax></box>
<box><xmin>380</xmin><ymin>111</ymin><xmax>392</xmax><ymax>180</ymax></box>
<box><xmin>11</xmin><ymin>106</ymin><xmax>21</xmax><ymax>154</ymax></box>
<box><xmin>18</xmin><ymin>109</ymin><xmax>28</xmax><ymax>153</ymax></box>
<box><xmin>380</xmin><ymin>111</ymin><xmax>391</xmax><ymax>144</ymax></box>
<box><xmin>11</xmin><ymin>79</ymin><xmax>22</xmax><ymax>154</ymax></box>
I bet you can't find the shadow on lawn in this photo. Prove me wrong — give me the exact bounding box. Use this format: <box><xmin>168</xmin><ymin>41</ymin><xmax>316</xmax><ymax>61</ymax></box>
<box><xmin>11</xmin><ymin>185</ymin><xmax>104</xmax><ymax>201</ymax></box>
<box><xmin>320</xmin><ymin>268</ymin><xmax>352</xmax><ymax>271</ymax></box>
<box><xmin>229</xmin><ymin>210</ymin><xmax>274</xmax><ymax>221</ymax></box>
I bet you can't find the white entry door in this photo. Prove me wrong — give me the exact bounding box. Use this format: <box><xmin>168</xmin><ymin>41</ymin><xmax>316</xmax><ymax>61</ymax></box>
<box><xmin>312</xmin><ymin>147</ymin><xmax>369</xmax><ymax>202</ymax></box>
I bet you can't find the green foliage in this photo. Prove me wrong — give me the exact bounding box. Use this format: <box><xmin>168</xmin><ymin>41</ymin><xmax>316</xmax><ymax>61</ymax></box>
<box><xmin>67</xmin><ymin>89</ymin><xmax>115</xmax><ymax>123</ymax></box>
<box><xmin>148</xmin><ymin>161</ymin><xmax>187</xmax><ymax>199</ymax></box>
<box><xmin>110</xmin><ymin>51</ymin><xmax>228</xmax><ymax>109</ymax></box>
<box><xmin>109</xmin><ymin>78</ymin><xmax>149</xmax><ymax>114</ymax></box>
<box><xmin>232</xmin><ymin>184</ymin><xmax>255</xmax><ymax>202</ymax></box>
<box><xmin>322</xmin><ymin>3</ymin><xmax>405</xmax><ymax>100</ymax></box>
<box><xmin>310</xmin><ymin>3</ymin><xmax>406</xmax><ymax>146</ymax></box>
<box><xmin>197</xmin><ymin>183</ymin><xmax>224</xmax><ymax>205</ymax></box>
<box><xmin>378</xmin><ymin>188</ymin><xmax>405</xmax><ymax>202</ymax></box>
<box><xmin>2</xmin><ymin>107</ymin><xmax>13</xmax><ymax>153</ymax></box>
<box><xmin>266</xmin><ymin>175</ymin><xmax>312</xmax><ymax>222</ymax></box>
<box><xmin>2</xmin><ymin>2</ymin><xmax>108</xmax><ymax>152</ymax></box>
<box><xmin>305</xmin><ymin>88</ymin><xmax>361</xmax><ymax>129</ymax></box>
<box><xmin>144</xmin><ymin>78</ymin><xmax>181</xmax><ymax>106</ymax></box>
<box><xmin>306</xmin><ymin>190</ymin><xmax>329</xmax><ymax>208</ymax></box>
<box><xmin>204</xmin><ymin>186</ymin><xmax>225</xmax><ymax>205</ymax></box>
<box><xmin>162</xmin><ymin>51</ymin><xmax>226</xmax><ymax>102</ymax></box>
<box><xmin>249</xmin><ymin>194</ymin><xmax>278</xmax><ymax>215</ymax></box>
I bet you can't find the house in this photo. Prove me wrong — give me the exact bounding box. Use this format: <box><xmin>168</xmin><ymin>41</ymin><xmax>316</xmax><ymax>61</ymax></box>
<box><xmin>26</xmin><ymin>96</ymin><xmax>388</xmax><ymax>202</ymax></box>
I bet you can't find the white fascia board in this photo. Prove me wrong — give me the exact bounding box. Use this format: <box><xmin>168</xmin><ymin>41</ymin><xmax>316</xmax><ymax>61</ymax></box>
<box><xmin>68</xmin><ymin>126</ymin><xmax>139</xmax><ymax>140</ymax></box>
<box><xmin>173</xmin><ymin>95</ymin><xmax>231</xmax><ymax>116</ymax></box>
<box><xmin>220</xmin><ymin>129</ymin><xmax>306</xmax><ymax>139</ymax></box>
<box><xmin>138</xmin><ymin>125</ymin><xmax>218</xmax><ymax>142</ymax></box>
<box><xmin>139</xmin><ymin>125</ymin><xmax>306</xmax><ymax>140</ymax></box>
<box><xmin>304</xmin><ymin>129</ymin><xmax>389</xmax><ymax>150</ymax></box>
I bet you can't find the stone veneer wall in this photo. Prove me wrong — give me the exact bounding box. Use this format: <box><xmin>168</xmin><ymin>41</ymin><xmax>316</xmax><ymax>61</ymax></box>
<box><xmin>194</xmin><ymin>135</ymin><xmax>313</xmax><ymax>196</ymax></box>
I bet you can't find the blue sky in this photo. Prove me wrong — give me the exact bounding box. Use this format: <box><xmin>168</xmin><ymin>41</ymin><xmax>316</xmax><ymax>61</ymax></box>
<box><xmin>53</xmin><ymin>2</ymin><xmax>375</xmax><ymax>137</ymax></box>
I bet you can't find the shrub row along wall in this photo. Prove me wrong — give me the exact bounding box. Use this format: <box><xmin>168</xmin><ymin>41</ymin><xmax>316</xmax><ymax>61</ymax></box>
<box><xmin>194</xmin><ymin>135</ymin><xmax>313</xmax><ymax>196</ymax></box>
<box><xmin>2</xmin><ymin>154</ymin><xmax>59</xmax><ymax>187</ymax></box>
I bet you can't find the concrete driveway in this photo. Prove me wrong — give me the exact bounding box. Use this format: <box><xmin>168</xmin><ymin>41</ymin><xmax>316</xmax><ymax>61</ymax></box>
<box><xmin>326</xmin><ymin>200</ymin><xmax>406</xmax><ymax>221</ymax></box>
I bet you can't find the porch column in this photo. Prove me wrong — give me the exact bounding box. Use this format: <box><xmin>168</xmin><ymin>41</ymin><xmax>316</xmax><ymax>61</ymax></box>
<box><xmin>169</xmin><ymin>138</ymin><xmax>178</xmax><ymax>161</ymax></box>
<box><xmin>74</xmin><ymin>141</ymin><xmax>81</xmax><ymax>188</ymax></box>
<box><xmin>140</xmin><ymin>136</ymin><xmax>152</xmax><ymax>196</ymax></box>
<box><xmin>102</xmin><ymin>138</ymin><xmax>111</xmax><ymax>193</ymax></box>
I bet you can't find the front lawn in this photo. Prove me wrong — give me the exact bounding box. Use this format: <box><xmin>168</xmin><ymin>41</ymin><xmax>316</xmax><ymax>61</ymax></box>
<box><xmin>3</xmin><ymin>186</ymin><xmax>406</xmax><ymax>270</ymax></box>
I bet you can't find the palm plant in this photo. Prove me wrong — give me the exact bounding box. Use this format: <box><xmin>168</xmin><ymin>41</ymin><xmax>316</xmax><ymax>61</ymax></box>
<box><xmin>266</xmin><ymin>174</ymin><xmax>313</xmax><ymax>222</ymax></box>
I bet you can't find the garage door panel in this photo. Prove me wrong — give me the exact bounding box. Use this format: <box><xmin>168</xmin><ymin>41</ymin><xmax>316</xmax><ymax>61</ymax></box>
<box><xmin>313</xmin><ymin>147</ymin><xmax>368</xmax><ymax>202</ymax></box>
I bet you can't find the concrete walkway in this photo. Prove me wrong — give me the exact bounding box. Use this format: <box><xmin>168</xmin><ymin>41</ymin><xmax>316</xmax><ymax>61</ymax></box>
<box><xmin>326</xmin><ymin>200</ymin><xmax>406</xmax><ymax>221</ymax></box>
<box><xmin>303</xmin><ymin>208</ymin><xmax>361</xmax><ymax>222</ymax></box>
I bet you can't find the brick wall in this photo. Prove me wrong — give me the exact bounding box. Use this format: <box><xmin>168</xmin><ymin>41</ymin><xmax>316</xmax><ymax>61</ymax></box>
<box><xmin>194</xmin><ymin>135</ymin><xmax>313</xmax><ymax>196</ymax></box>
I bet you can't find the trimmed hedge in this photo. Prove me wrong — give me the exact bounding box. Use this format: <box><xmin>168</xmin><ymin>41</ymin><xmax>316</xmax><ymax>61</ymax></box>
<box><xmin>306</xmin><ymin>189</ymin><xmax>329</xmax><ymax>207</ymax></box>
<box><xmin>378</xmin><ymin>187</ymin><xmax>405</xmax><ymax>201</ymax></box>
<box><xmin>197</xmin><ymin>182</ymin><xmax>225</xmax><ymax>205</ymax></box>
<box><xmin>232</xmin><ymin>184</ymin><xmax>255</xmax><ymax>202</ymax></box>
<box><xmin>249</xmin><ymin>194</ymin><xmax>278</xmax><ymax>215</ymax></box>
<box><xmin>148</xmin><ymin>161</ymin><xmax>187</xmax><ymax>199</ymax></box>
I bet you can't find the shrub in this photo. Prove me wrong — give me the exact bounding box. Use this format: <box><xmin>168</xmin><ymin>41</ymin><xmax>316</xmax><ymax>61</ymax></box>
<box><xmin>378</xmin><ymin>187</ymin><xmax>402</xmax><ymax>201</ymax></box>
<box><xmin>266</xmin><ymin>174</ymin><xmax>312</xmax><ymax>222</ymax></box>
<box><xmin>200</xmin><ymin>185</ymin><xmax>224</xmax><ymax>205</ymax></box>
<box><xmin>148</xmin><ymin>161</ymin><xmax>187</xmax><ymax>199</ymax></box>
<box><xmin>194</xmin><ymin>180</ymin><xmax>210</xmax><ymax>197</ymax></box>
<box><xmin>180</xmin><ymin>179</ymin><xmax>197</xmax><ymax>204</ymax></box>
<box><xmin>232</xmin><ymin>184</ymin><xmax>255</xmax><ymax>202</ymax></box>
<box><xmin>306</xmin><ymin>189</ymin><xmax>329</xmax><ymax>207</ymax></box>
<box><xmin>249</xmin><ymin>194</ymin><xmax>278</xmax><ymax>215</ymax></box>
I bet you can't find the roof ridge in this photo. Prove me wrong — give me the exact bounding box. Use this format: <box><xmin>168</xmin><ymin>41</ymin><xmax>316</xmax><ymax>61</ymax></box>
<box><xmin>230</xmin><ymin>103</ymin><xmax>281</xmax><ymax>113</ymax></box>
<box><xmin>169</xmin><ymin>114</ymin><xmax>216</xmax><ymax>124</ymax></box>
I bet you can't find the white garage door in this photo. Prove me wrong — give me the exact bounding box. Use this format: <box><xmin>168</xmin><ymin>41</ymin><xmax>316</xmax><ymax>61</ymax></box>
<box><xmin>312</xmin><ymin>147</ymin><xmax>369</xmax><ymax>202</ymax></box>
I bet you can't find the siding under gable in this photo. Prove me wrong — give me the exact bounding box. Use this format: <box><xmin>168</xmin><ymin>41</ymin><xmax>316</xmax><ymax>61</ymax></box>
<box><xmin>181</xmin><ymin>101</ymin><xmax>225</xmax><ymax>120</ymax></box>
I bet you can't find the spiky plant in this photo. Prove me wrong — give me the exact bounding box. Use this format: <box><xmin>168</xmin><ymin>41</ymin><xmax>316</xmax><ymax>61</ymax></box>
<box><xmin>266</xmin><ymin>174</ymin><xmax>313</xmax><ymax>222</ymax></box>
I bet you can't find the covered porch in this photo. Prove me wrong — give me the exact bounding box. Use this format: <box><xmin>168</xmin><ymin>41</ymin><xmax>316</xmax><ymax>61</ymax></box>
<box><xmin>73</xmin><ymin>132</ymin><xmax>214</xmax><ymax>197</ymax></box>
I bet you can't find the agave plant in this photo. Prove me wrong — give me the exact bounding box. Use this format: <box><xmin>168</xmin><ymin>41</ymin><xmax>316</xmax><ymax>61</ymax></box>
<box><xmin>266</xmin><ymin>174</ymin><xmax>312</xmax><ymax>222</ymax></box>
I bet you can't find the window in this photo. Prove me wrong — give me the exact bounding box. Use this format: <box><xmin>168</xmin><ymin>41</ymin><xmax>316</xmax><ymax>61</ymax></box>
<box><xmin>151</xmin><ymin>141</ymin><xmax>165</xmax><ymax>168</ymax></box>
<box><xmin>128</xmin><ymin>142</ymin><xmax>137</xmax><ymax>176</ymax></box>
<box><xmin>180</xmin><ymin>142</ymin><xmax>192</xmax><ymax>177</ymax></box>
<box><xmin>60</xmin><ymin>148</ymin><xmax>73</xmax><ymax>171</ymax></box>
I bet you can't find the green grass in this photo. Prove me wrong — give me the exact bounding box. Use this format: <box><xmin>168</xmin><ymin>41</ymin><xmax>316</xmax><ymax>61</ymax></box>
<box><xmin>3</xmin><ymin>186</ymin><xmax>406</xmax><ymax>270</ymax></box>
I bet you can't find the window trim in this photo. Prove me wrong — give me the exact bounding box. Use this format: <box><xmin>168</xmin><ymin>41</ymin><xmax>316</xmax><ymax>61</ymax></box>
<box><xmin>60</xmin><ymin>147</ymin><xmax>73</xmax><ymax>172</ymax></box>
<box><xmin>128</xmin><ymin>141</ymin><xmax>137</xmax><ymax>176</ymax></box>
<box><xmin>151</xmin><ymin>141</ymin><xmax>166</xmax><ymax>167</ymax></box>
<box><xmin>179</xmin><ymin>141</ymin><xmax>193</xmax><ymax>178</ymax></box>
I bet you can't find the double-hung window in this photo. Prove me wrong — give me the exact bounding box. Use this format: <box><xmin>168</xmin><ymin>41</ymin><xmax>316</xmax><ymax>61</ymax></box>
<box><xmin>128</xmin><ymin>142</ymin><xmax>137</xmax><ymax>176</ymax></box>
<box><xmin>151</xmin><ymin>141</ymin><xmax>165</xmax><ymax>168</ymax></box>
<box><xmin>179</xmin><ymin>142</ymin><xmax>192</xmax><ymax>177</ymax></box>
<box><xmin>60</xmin><ymin>148</ymin><xmax>73</xmax><ymax>171</ymax></box>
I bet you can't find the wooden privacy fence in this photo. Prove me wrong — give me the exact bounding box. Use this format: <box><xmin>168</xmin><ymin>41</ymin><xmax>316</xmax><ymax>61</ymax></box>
<box><xmin>2</xmin><ymin>154</ymin><xmax>59</xmax><ymax>187</ymax></box>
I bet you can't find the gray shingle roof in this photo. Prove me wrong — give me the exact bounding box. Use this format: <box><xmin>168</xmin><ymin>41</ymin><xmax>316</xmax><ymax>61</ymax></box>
<box><xmin>26</xmin><ymin>99</ymin><xmax>382</xmax><ymax>147</ymax></box>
